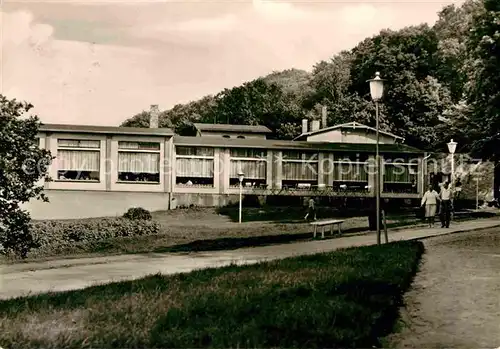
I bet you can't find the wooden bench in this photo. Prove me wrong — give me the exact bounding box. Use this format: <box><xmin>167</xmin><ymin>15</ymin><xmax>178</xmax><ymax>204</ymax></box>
<box><xmin>310</xmin><ymin>219</ymin><xmax>345</xmax><ymax>238</ymax></box>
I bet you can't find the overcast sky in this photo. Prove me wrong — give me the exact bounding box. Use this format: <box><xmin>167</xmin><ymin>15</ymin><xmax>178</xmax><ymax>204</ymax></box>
<box><xmin>1</xmin><ymin>0</ymin><xmax>463</xmax><ymax>126</ymax></box>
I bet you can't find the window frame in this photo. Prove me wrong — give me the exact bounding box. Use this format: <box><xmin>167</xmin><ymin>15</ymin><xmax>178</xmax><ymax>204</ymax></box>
<box><xmin>116</xmin><ymin>141</ymin><xmax>162</xmax><ymax>184</ymax></box>
<box><xmin>55</xmin><ymin>138</ymin><xmax>101</xmax><ymax>182</ymax></box>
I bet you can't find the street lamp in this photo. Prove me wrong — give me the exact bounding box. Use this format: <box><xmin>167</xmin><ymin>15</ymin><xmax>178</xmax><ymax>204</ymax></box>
<box><xmin>367</xmin><ymin>72</ymin><xmax>385</xmax><ymax>245</ymax></box>
<box><xmin>238</xmin><ymin>171</ymin><xmax>244</xmax><ymax>224</ymax></box>
<box><xmin>447</xmin><ymin>139</ymin><xmax>457</xmax><ymax>187</ymax></box>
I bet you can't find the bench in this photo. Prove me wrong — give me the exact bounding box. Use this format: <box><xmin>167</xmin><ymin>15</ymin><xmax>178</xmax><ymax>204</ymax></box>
<box><xmin>310</xmin><ymin>219</ymin><xmax>345</xmax><ymax>239</ymax></box>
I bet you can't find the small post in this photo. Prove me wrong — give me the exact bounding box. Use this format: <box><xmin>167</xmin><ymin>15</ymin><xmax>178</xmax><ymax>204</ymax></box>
<box><xmin>475</xmin><ymin>177</ymin><xmax>479</xmax><ymax>210</ymax></box>
<box><xmin>382</xmin><ymin>209</ymin><xmax>388</xmax><ymax>243</ymax></box>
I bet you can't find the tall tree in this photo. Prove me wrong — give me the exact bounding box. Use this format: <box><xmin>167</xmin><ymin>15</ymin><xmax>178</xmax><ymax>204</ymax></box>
<box><xmin>0</xmin><ymin>96</ymin><xmax>53</xmax><ymax>258</ymax></box>
<box><xmin>464</xmin><ymin>0</ymin><xmax>500</xmax><ymax>197</ymax></box>
<box><xmin>348</xmin><ymin>24</ymin><xmax>453</xmax><ymax>150</ymax></box>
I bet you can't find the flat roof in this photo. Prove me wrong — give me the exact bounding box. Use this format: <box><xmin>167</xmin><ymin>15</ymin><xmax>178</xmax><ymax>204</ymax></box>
<box><xmin>174</xmin><ymin>136</ymin><xmax>423</xmax><ymax>153</ymax></box>
<box><xmin>193</xmin><ymin>123</ymin><xmax>272</xmax><ymax>134</ymax></box>
<box><xmin>39</xmin><ymin>123</ymin><xmax>174</xmax><ymax>136</ymax></box>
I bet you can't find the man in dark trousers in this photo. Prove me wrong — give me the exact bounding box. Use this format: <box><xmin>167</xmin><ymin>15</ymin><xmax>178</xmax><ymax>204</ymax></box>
<box><xmin>439</xmin><ymin>182</ymin><xmax>453</xmax><ymax>228</ymax></box>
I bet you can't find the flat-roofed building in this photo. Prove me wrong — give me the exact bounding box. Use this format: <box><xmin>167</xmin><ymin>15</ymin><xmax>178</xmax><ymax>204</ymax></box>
<box><xmin>24</xmin><ymin>118</ymin><xmax>426</xmax><ymax>220</ymax></box>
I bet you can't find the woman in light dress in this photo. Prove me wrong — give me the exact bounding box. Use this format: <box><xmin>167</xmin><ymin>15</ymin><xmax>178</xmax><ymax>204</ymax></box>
<box><xmin>421</xmin><ymin>185</ymin><xmax>440</xmax><ymax>227</ymax></box>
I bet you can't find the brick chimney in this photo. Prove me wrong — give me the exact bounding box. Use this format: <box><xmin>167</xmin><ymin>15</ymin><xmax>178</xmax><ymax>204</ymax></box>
<box><xmin>311</xmin><ymin>120</ymin><xmax>320</xmax><ymax>132</ymax></box>
<box><xmin>302</xmin><ymin>119</ymin><xmax>308</xmax><ymax>134</ymax></box>
<box><xmin>150</xmin><ymin>105</ymin><xmax>159</xmax><ymax>128</ymax></box>
<box><xmin>321</xmin><ymin>106</ymin><xmax>327</xmax><ymax>129</ymax></box>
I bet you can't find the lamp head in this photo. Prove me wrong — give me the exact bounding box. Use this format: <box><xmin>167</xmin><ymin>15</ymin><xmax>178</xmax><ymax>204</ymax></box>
<box><xmin>238</xmin><ymin>171</ymin><xmax>244</xmax><ymax>183</ymax></box>
<box><xmin>367</xmin><ymin>72</ymin><xmax>385</xmax><ymax>101</ymax></box>
<box><xmin>447</xmin><ymin>139</ymin><xmax>457</xmax><ymax>154</ymax></box>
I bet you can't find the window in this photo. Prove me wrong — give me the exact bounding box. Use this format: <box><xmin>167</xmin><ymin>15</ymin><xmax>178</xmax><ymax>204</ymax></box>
<box><xmin>117</xmin><ymin>141</ymin><xmax>161</xmax><ymax>183</ymax></box>
<box><xmin>230</xmin><ymin>148</ymin><xmax>267</xmax><ymax>187</ymax></box>
<box><xmin>383</xmin><ymin>156</ymin><xmax>418</xmax><ymax>193</ymax></box>
<box><xmin>176</xmin><ymin>146</ymin><xmax>215</xmax><ymax>187</ymax></box>
<box><xmin>223</xmin><ymin>135</ymin><xmax>230</xmax><ymax>139</ymax></box>
<box><xmin>57</xmin><ymin>139</ymin><xmax>100</xmax><ymax>181</ymax></box>
<box><xmin>237</xmin><ymin>135</ymin><xmax>245</xmax><ymax>139</ymax></box>
<box><xmin>332</xmin><ymin>153</ymin><xmax>369</xmax><ymax>191</ymax></box>
<box><xmin>281</xmin><ymin>151</ymin><xmax>318</xmax><ymax>187</ymax></box>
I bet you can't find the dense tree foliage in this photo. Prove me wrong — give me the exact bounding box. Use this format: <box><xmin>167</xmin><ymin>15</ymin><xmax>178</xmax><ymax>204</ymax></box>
<box><xmin>0</xmin><ymin>95</ymin><xmax>53</xmax><ymax>257</ymax></box>
<box><xmin>121</xmin><ymin>0</ymin><xmax>495</xmax><ymax>156</ymax></box>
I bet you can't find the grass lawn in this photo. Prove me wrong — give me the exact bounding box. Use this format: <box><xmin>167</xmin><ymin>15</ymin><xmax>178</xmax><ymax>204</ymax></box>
<box><xmin>1</xmin><ymin>207</ymin><xmax>494</xmax><ymax>264</ymax></box>
<box><xmin>0</xmin><ymin>240</ymin><xmax>424</xmax><ymax>348</ymax></box>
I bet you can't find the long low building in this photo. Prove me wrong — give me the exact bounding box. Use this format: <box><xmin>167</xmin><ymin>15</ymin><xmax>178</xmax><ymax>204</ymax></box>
<box><xmin>24</xmin><ymin>117</ymin><xmax>427</xmax><ymax>220</ymax></box>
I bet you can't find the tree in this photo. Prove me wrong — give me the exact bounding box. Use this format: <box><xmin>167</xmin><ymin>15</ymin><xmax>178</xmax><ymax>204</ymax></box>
<box><xmin>0</xmin><ymin>95</ymin><xmax>53</xmax><ymax>257</ymax></box>
<box><xmin>463</xmin><ymin>0</ymin><xmax>500</xmax><ymax>197</ymax></box>
<box><xmin>348</xmin><ymin>25</ymin><xmax>454</xmax><ymax>150</ymax></box>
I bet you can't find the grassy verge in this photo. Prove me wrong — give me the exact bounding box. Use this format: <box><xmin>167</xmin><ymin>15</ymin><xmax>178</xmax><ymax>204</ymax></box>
<box><xmin>0</xmin><ymin>240</ymin><xmax>424</xmax><ymax>348</ymax></box>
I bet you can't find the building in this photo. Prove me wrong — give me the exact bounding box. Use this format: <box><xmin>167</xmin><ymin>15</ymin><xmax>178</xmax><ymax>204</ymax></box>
<box><xmin>24</xmin><ymin>113</ymin><xmax>426</xmax><ymax>220</ymax></box>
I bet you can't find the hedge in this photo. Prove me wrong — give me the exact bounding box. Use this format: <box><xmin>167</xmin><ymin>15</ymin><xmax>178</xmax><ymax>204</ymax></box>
<box><xmin>27</xmin><ymin>218</ymin><xmax>161</xmax><ymax>257</ymax></box>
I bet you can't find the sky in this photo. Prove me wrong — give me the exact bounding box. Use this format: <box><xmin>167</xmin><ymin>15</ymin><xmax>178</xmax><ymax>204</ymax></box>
<box><xmin>1</xmin><ymin>0</ymin><xmax>464</xmax><ymax>126</ymax></box>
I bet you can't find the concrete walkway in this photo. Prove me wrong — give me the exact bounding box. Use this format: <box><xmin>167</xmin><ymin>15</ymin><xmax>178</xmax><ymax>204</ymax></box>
<box><xmin>1</xmin><ymin>218</ymin><xmax>499</xmax><ymax>300</ymax></box>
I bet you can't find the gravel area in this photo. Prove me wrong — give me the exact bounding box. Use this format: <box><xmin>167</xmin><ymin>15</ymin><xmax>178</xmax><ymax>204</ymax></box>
<box><xmin>387</xmin><ymin>228</ymin><xmax>500</xmax><ymax>348</ymax></box>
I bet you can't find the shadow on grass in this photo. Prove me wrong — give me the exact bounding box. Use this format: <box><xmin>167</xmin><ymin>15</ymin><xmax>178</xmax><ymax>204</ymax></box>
<box><xmin>153</xmin><ymin>211</ymin><xmax>496</xmax><ymax>254</ymax></box>
<box><xmin>0</xmin><ymin>241</ymin><xmax>425</xmax><ymax>349</ymax></box>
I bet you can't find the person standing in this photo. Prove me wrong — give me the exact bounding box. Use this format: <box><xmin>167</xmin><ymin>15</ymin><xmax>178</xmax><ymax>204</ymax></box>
<box><xmin>304</xmin><ymin>197</ymin><xmax>317</xmax><ymax>221</ymax></box>
<box><xmin>421</xmin><ymin>185</ymin><xmax>440</xmax><ymax>227</ymax></box>
<box><xmin>439</xmin><ymin>182</ymin><xmax>453</xmax><ymax>228</ymax></box>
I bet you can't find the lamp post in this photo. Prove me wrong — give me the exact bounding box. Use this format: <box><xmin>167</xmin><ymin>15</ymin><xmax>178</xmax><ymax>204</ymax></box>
<box><xmin>367</xmin><ymin>72</ymin><xmax>385</xmax><ymax>245</ymax></box>
<box><xmin>474</xmin><ymin>177</ymin><xmax>480</xmax><ymax>210</ymax></box>
<box><xmin>238</xmin><ymin>171</ymin><xmax>244</xmax><ymax>224</ymax></box>
<box><xmin>447</xmin><ymin>139</ymin><xmax>457</xmax><ymax>188</ymax></box>
<box><xmin>447</xmin><ymin>139</ymin><xmax>457</xmax><ymax>220</ymax></box>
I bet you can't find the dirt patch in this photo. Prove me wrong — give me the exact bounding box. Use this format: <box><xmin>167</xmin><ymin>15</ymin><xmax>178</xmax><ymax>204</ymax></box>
<box><xmin>387</xmin><ymin>228</ymin><xmax>500</xmax><ymax>348</ymax></box>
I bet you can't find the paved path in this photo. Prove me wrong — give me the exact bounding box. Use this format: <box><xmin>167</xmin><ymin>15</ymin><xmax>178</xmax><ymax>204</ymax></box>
<box><xmin>1</xmin><ymin>218</ymin><xmax>499</xmax><ymax>300</ymax></box>
<box><xmin>387</xmin><ymin>229</ymin><xmax>500</xmax><ymax>348</ymax></box>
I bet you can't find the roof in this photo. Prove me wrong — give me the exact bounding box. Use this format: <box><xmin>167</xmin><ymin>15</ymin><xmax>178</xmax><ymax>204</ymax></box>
<box><xmin>193</xmin><ymin>123</ymin><xmax>272</xmax><ymax>134</ymax></box>
<box><xmin>293</xmin><ymin>121</ymin><xmax>404</xmax><ymax>141</ymax></box>
<box><xmin>174</xmin><ymin>136</ymin><xmax>423</xmax><ymax>154</ymax></box>
<box><xmin>39</xmin><ymin>123</ymin><xmax>174</xmax><ymax>137</ymax></box>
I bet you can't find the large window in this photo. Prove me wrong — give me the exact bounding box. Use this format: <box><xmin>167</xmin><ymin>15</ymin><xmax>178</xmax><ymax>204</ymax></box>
<box><xmin>57</xmin><ymin>139</ymin><xmax>100</xmax><ymax>181</ymax></box>
<box><xmin>332</xmin><ymin>153</ymin><xmax>369</xmax><ymax>191</ymax></box>
<box><xmin>176</xmin><ymin>146</ymin><xmax>215</xmax><ymax>187</ymax></box>
<box><xmin>118</xmin><ymin>141</ymin><xmax>161</xmax><ymax>183</ymax></box>
<box><xmin>281</xmin><ymin>151</ymin><xmax>318</xmax><ymax>187</ymax></box>
<box><xmin>383</xmin><ymin>156</ymin><xmax>418</xmax><ymax>193</ymax></box>
<box><xmin>230</xmin><ymin>148</ymin><xmax>267</xmax><ymax>187</ymax></box>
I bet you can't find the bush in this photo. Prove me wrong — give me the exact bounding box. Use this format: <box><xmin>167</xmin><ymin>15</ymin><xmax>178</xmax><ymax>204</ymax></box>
<box><xmin>27</xmin><ymin>217</ymin><xmax>161</xmax><ymax>257</ymax></box>
<box><xmin>123</xmin><ymin>207</ymin><xmax>152</xmax><ymax>221</ymax></box>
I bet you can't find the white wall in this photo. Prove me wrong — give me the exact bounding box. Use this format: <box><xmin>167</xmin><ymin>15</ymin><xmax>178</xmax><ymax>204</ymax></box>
<box><xmin>307</xmin><ymin>130</ymin><xmax>396</xmax><ymax>144</ymax></box>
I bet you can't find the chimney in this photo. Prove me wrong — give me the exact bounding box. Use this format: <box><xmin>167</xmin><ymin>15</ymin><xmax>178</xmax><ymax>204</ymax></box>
<box><xmin>321</xmin><ymin>106</ymin><xmax>327</xmax><ymax>129</ymax></box>
<box><xmin>311</xmin><ymin>120</ymin><xmax>320</xmax><ymax>132</ymax></box>
<box><xmin>302</xmin><ymin>119</ymin><xmax>308</xmax><ymax>134</ymax></box>
<box><xmin>150</xmin><ymin>104</ymin><xmax>159</xmax><ymax>128</ymax></box>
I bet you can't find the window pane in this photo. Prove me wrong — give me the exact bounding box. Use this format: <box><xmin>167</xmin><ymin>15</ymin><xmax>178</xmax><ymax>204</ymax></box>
<box><xmin>282</xmin><ymin>162</ymin><xmax>318</xmax><ymax>180</ymax></box>
<box><xmin>335</xmin><ymin>153</ymin><xmax>369</xmax><ymax>162</ymax></box>
<box><xmin>176</xmin><ymin>146</ymin><xmax>214</xmax><ymax>156</ymax></box>
<box><xmin>118</xmin><ymin>152</ymin><xmax>160</xmax><ymax>173</ymax></box>
<box><xmin>230</xmin><ymin>148</ymin><xmax>266</xmax><ymax>158</ymax></box>
<box><xmin>384</xmin><ymin>164</ymin><xmax>417</xmax><ymax>183</ymax></box>
<box><xmin>334</xmin><ymin>163</ymin><xmax>368</xmax><ymax>181</ymax></box>
<box><xmin>118</xmin><ymin>141</ymin><xmax>160</xmax><ymax>150</ymax></box>
<box><xmin>58</xmin><ymin>139</ymin><xmax>100</xmax><ymax>148</ymax></box>
<box><xmin>230</xmin><ymin>160</ymin><xmax>266</xmax><ymax>179</ymax></box>
<box><xmin>176</xmin><ymin>158</ymin><xmax>214</xmax><ymax>177</ymax></box>
<box><xmin>57</xmin><ymin>150</ymin><xmax>100</xmax><ymax>171</ymax></box>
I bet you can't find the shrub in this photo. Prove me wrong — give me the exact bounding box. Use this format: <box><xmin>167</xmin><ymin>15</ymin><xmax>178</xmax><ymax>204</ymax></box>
<box><xmin>123</xmin><ymin>207</ymin><xmax>152</xmax><ymax>221</ymax></box>
<box><xmin>28</xmin><ymin>217</ymin><xmax>161</xmax><ymax>257</ymax></box>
